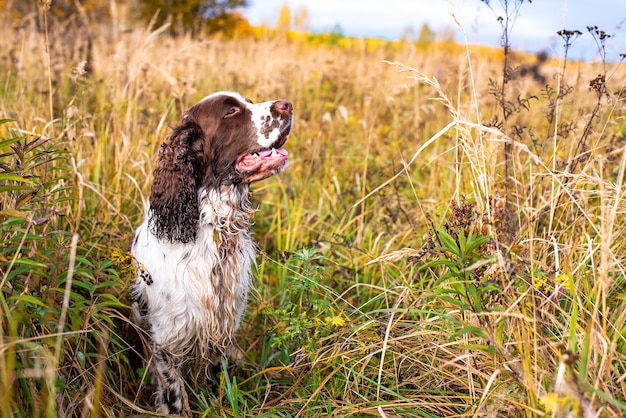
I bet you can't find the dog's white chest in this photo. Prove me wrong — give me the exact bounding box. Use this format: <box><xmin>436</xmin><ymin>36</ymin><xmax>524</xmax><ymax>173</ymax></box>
<box><xmin>132</xmin><ymin>219</ymin><xmax>255</xmax><ymax>358</ymax></box>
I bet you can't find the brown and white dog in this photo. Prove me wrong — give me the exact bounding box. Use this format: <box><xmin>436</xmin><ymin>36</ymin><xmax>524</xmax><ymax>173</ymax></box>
<box><xmin>130</xmin><ymin>92</ymin><xmax>293</xmax><ymax>414</ymax></box>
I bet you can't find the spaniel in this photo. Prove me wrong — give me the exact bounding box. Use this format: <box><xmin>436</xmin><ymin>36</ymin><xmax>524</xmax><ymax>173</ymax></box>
<box><xmin>130</xmin><ymin>92</ymin><xmax>293</xmax><ymax>415</ymax></box>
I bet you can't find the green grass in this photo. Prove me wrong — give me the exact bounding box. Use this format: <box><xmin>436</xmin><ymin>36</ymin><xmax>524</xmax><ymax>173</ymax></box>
<box><xmin>1</xmin><ymin>3</ymin><xmax>626</xmax><ymax>417</ymax></box>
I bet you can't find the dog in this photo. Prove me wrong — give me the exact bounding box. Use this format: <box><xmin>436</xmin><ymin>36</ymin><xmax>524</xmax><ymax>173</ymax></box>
<box><xmin>130</xmin><ymin>92</ymin><xmax>293</xmax><ymax>414</ymax></box>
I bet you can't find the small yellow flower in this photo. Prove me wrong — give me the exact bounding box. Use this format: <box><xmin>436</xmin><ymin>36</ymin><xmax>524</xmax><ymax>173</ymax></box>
<box><xmin>108</xmin><ymin>248</ymin><xmax>137</xmax><ymax>277</ymax></box>
<box><xmin>555</xmin><ymin>273</ymin><xmax>569</xmax><ymax>284</ymax></box>
<box><xmin>324</xmin><ymin>315</ymin><xmax>346</xmax><ymax>327</ymax></box>
<box><xmin>555</xmin><ymin>273</ymin><xmax>574</xmax><ymax>292</ymax></box>
<box><xmin>539</xmin><ymin>392</ymin><xmax>578</xmax><ymax>414</ymax></box>
<box><xmin>539</xmin><ymin>393</ymin><xmax>560</xmax><ymax>412</ymax></box>
<box><xmin>534</xmin><ymin>277</ymin><xmax>552</xmax><ymax>294</ymax></box>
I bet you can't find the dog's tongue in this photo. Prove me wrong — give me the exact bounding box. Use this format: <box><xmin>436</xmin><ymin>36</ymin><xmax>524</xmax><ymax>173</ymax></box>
<box><xmin>258</xmin><ymin>148</ymin><xmax>288</xmax><ymax>157</ymax></box>
<box><xmin>236</xmin><ymin>148</ymin><xmax>289</xmax><ymax>173</ymax></box>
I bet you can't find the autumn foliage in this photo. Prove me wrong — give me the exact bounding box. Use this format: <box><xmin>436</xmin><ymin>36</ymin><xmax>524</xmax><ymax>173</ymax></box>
<box><xmin>1</xmin><ymin>0</ymin><xmax>249</xmax><ymax>34</ymax></box>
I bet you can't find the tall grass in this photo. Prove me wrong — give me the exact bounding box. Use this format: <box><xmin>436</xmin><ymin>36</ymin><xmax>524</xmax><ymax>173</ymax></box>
<box><xmin>0</xmin><ymin>3</ymin><xmax>625</xmax><ymax>417</ymax></box>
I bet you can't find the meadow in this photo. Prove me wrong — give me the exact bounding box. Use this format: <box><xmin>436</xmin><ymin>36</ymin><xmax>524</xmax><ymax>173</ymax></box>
<box><xmin>1</xmin><ymin>5</ymin><xmax>625</xmax><ymax>417</ymax></box>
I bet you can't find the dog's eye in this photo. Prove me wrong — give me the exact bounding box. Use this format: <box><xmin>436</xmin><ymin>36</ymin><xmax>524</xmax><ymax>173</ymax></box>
<box><xmin>224</xmin><ymin>107</ymin><xmax>240</xmax><ymax>118</ymax></box>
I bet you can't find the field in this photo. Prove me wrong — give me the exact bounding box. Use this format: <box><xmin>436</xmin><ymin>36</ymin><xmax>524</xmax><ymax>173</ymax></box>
<box><xmin>1</xmin><ymin>6</ymin><xmax>626</xmax><ymax>418</ymax></box>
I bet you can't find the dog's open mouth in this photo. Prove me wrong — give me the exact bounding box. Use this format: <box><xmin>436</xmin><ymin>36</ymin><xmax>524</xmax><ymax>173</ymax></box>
<box><xmin>235</xmin><ymin>134</ymin><xmax>290</xmax><ymax>182</ymax></box>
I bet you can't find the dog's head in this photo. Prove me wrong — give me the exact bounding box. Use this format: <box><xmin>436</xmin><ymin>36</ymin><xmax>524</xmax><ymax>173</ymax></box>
<box><xmin>148</xmin><ymin>92</ymin><xmax>293</xmax><ymax>242</ymax></box>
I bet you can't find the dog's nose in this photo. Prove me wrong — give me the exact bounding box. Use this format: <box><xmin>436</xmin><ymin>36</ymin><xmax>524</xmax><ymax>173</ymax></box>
<box><xmin>275</xmin><ymin>100</ymin><xmax>293</xmax><ymax>115</ymax></box>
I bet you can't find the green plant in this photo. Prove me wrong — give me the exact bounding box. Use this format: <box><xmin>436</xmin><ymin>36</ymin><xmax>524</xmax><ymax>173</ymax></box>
<box><xmin>428</xmin><ymin>227</ymin><xmax>496</xmax><ymax>317</ymax></box>
<box><xmin>262</xmin><ymin>247</ymin><xmax>344</xmax><ymax>352</ymax></box>
<box><xmin>0</xmin><ymin>119</ymin><xmax>130</xmax><ymax>417</ymax></box>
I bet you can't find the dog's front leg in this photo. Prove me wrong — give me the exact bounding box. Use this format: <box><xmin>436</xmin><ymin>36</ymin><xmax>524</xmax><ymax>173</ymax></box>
<box><xmin>153</xmin><ymin>347</ymin><xmax>189</xmax><ymax>416</ymax></box>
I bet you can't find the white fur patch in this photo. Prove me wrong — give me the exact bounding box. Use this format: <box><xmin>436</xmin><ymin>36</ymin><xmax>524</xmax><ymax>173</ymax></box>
<box><xmin>131</xmin><ymin>186</ymin><xmax>255</xmax><ymax>361</ymax></box>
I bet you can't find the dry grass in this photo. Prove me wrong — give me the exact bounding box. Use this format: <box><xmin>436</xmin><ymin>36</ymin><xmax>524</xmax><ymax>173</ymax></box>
<box><xmin>0</xmin><ymin>5</ymin><xmax>625</xmax><ymax>417</ymax></box>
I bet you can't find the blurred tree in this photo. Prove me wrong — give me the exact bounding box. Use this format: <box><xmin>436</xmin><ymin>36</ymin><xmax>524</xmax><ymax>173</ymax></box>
<box><xmin>293</xmin><ymin>5</ymin><xmax>309</xmax><ymax>32</ymax></box>
<box><xmin>2</xmin><ymin>0</ymin><xmax>111</xmax><ymax>25</ymax></box>
<box><xmin>275</xmin><ymin>4</ymin><xmax>310</xmax><ymax>34</ymax></box>
<box><xmin>276</xmin><ymin>3</ymin><xmax>291</xmax><ymax>32</ymax></box>
<box><xmin>401</xmin><ymin>27</ymin><xmax>415</xmax><ymax>42</ymax></box>
<box><xmin>1</xmin><ymin>0</ymin><xmax>252</xmax><ymax>38</ymax></box>
<box><xmin>416</xmin><ymin>23</ymin><xmax>435</xmax><ymax>46</ymax></box>
<box><xmin>207</xmin><ymin>10</ymin><xmax>254</xmax><ymax>38</ymax></box>
<box><xmin>137</xmin><ymin>0</ymin><xmax>249</xmax><ymax>34</ymax></box>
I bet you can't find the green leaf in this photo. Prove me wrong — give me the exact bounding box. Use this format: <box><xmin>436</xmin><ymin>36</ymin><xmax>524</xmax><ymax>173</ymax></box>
<box><xmin>71</xmin><ymin>279</ymin><xmax>96</xmax><ymax>294</ymax></box>
<box><xmin>0</xmin><ymin>173</ymin><xmax>36</xmax><ymax>184</ymax></box>
<box><xmin>466</xmin><ymin>343</ymin><xmax>496</xmax><ymax>356</ymax></box>
<box><xmin>457</xmin><ymin>229</ymin><xmax>467</xmax><ymax>255</ymax></box>
<box><xmin>93</xmin><ymin>280</ymin><xmax>123</xmax><ymax>291</ymax></box>
<box><xmin>436</xmin><ymin>228</ymin><xmax>460</xmax><ymax>256</ymax></box>
<box><xmin>464</xmin><ymin>234</ymin><xmax>492</xmax><ymax>256</ymax></box>
<box><xmin>0</xmin><ymin>210</ymin><xmax>31</xmax><ymax>221</ymax></box>
<box><xmin>9</xmin><ymin>294</ymin><xmax>47</xmax><ymax>308</ymax></box>
<box><xmin>434</xmin><ymin>294</ymin><xmax>470</xmax><ymax>310</ymax></box>
<box><xmin>585</xmin><ymin>384</ymin><xmax>626</xmax><ymax>411</ymax></box>
<box><xmin>11</xmin><ymin>257</ymin><xmax>48</xmax><ymax>268</ymax></box>
<box><xmin>421</xmin><ymin>258</ymin><xmax>457</xmax><ymax>272</ymax></box>
<box><xmin>452</xmin><ymin>325</ymin><xmax>489</xmax><ymax>340</ymax></box>
<box><xmin>0</xmin><ymin>136</ymin><xmax>24</xmax><ymax>149</ymax></box>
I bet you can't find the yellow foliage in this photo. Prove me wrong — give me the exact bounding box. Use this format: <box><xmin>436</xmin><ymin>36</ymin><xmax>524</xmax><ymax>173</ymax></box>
<box><xmin>107</xmin><ymin>247</ymin><xmax>137</xmax><ymax>278</ymax></box>
<box><xmin>539</xmin><ymin>392</ymin><xmax>565</xmax><ymax>412</ymax></box>
<box><xmin>539</xmin><ymin>392</ymin><xmax>582</xmax><ymax>416</ymax></box>
<box><xmin>208</xmin><ymin>11</ymin><xmax>254</xmax><ymax>39</ymax></box>
<box><xmin>276</xmin><ymin>3</ymin><xmax>291</xmax><ymax>32</ymax></box>
<box><xmin>323</xmin><ymin>314</ymin><xmax>346</xmax><ymax>327</ymax></box>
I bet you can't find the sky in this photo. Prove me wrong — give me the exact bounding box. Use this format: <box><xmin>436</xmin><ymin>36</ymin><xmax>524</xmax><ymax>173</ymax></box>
<box><xmin>241</xmin><ymin>0</ymin><xmax>626</xmax><ymax>61</ymax></box>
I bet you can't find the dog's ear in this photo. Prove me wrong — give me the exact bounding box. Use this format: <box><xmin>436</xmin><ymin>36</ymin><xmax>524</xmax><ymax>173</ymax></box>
<box><xmin>148</xmin><ymin>119</ymin><xmax>206</xmax><ymax>243</ymax></box>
